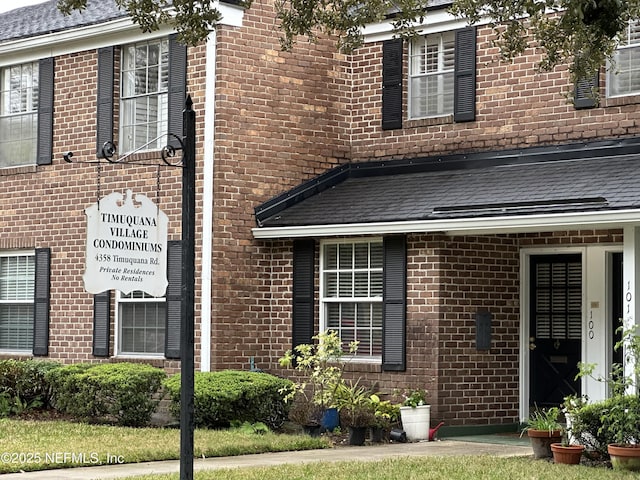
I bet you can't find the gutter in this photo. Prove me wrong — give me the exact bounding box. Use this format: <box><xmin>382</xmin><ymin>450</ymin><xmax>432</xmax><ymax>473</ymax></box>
<box><xmin>252</xmin><ymin>209</ymin><xmax>640</xmax><ymax>239</ymax></box>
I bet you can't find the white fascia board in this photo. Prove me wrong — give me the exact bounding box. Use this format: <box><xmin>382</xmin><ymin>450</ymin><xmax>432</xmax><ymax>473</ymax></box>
<box><xmin>252</xmin><ymin>209</ymin><xmax>640</xmax><ymax>239</ymax></box>
<box><xmin>362</xmin><ymin>9</ymin><xmax>484</xmax><ymax>43</ymax></box>
<box><xmin>0</xmin><ymin>1</ymin><xmax>243</xmax><ymax>65</ymax></box>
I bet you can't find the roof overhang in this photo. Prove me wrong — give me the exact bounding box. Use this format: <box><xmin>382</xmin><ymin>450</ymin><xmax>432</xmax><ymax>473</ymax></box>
<box><xmin>253</xmin><ymin>208</ymin><xmax>640</xmax><ymax>239</ymax></box>
<box><xmin>0</xmin><ymin>1</ymin><xmax>243</xmax><ymax>65</ymax></box>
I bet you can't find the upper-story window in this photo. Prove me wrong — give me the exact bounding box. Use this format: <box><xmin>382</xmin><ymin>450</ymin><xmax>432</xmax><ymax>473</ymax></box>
<box><xmin>117</xmin><ymin>290</ymin><xmax>166</xmax><ymax>356</ymax></box>
<box><xmin>0</xmin><ymin>62</ymin><xmax>39</xmax><ymax>167</ymax></box>
<box><xmin>0</xmin><ymin>252</ymin><xmax>34</xmax><ymax>352</ymax></box>
<box><xmin>409</xmin><ymin>32</ymin><xmax>455</xmax><ymax>119</ymax></box>
<box><xmin>120</xmin><ymin>38</ymin><xmax>169</xmax><ymax>154</ymax></box>
<box><xmin>320</xmin><ymin>239</ymin><xmax>383</xmax><ymax>360</ymax></box>
<box><xmin>608</xmin><ymin>20</ymin><xmax>640</xmax><ymax>97</ymax></box>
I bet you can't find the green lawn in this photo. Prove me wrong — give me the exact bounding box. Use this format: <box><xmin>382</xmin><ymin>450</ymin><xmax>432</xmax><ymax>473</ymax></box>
<box><xmin>0</xmin><ymin>418</ymin><xmax>329</xmax><ymax>474</ymax></box>
<box><xmin>125</xmin><ymin>457</ymin><xmax>639</xmax><ymax>480</ymax></box>
<box><xmin>0</xmin><ymin>419</ymin><xmax>636</xmax><ymax>479</ymax></box>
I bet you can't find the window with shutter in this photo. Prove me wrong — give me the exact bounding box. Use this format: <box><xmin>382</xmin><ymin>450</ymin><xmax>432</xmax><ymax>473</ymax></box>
<box><xmin>0</xmin><ymin>252</ymin><xmax>35</xmax><ymax>352</ymax></box>
<box><xmin>406</xmin><ymin>27</ymin><xmax>476</xmax><ymax>123</ymax></box>
<box><xmin>0</xmin><ymin>61</ymin><xmax>42</xmax><ymax>167</ymax></box>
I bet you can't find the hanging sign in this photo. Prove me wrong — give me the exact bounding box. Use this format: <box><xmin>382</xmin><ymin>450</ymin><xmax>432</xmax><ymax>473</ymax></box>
<box><xmin>84</xmin><ymin>190</ymin><xmax>168</xmax><ymax>297</ymax></box>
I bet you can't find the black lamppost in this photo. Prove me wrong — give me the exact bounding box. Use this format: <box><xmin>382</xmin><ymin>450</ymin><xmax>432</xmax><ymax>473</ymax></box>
<box><xmin>180</xmin><ymin>95</ymin><xmax>196</xmax><ymax>480</ymax></box>
<box><xmin>66</xmin><ymin>95</ymin><xmax>198</xmax><ymax>480</ymax></box>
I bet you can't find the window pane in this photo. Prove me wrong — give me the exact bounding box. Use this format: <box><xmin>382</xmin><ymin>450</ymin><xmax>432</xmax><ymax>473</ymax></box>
<box><xmin>120</xmin><ymin>38</ymin><xmax>169</xmax><ymax>153</ymax></box>
<box><xmin>0</xmin><ymin>304</ymin><xmax>33</xmax><ymax>350</ymax></box>
<box><xmin>119</xmin><ymin>300</ymin><xmax>166</xmax><ymax>355</ymax></box>
<box><xmin>0</xmin><ymin>254</ymin><xmax>34</xmax><ymax>351</ymax></box>
<box><xmin>409</xmin><ymin>33</ymin><xmax>455</xmax><ymax>119</ymax></box>
<box><xmin>0</xmin><ymin>255</ymin><xmax>34</xmax><ymax>300</ymax></box>
<box><xmin>0</xmin><ymin>61</ymin><xmax>38</xmax><ymax>167</ymax></box>
<box><xmin>321</xmin><ymin>240</ymin><xmax>383</xmax><ymax>358</ymax></box>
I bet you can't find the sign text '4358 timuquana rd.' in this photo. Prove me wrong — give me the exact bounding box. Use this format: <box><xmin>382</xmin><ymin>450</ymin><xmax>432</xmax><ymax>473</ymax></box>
<box><xmin>84</xmin><ymin>190</ymin><xmax>168</xmax><ymax>297</ymax></box>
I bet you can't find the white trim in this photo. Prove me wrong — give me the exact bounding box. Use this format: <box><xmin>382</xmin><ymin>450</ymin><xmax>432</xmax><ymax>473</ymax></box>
<box><xmin>319</xmin><ymin>238</ymin><xmax>384</xmax><ymax>362</ymax></box>
<box><xmin>199</xmin><ymin>30</ymin><xmax>217</xmax><ymax>373</ymax></box>
<box><xmin>253</xmin><ymin>209</ymin><xmax>640</xmax><ymax>239</ymax></box>
<box><xmin>114</xmin><ymin>290</ymin><xmax>167</xmax><ymax>359</ymax></box>
<box><xmin>0</xmin><ymin>2</ymin><xmax>243</xmax><ymax>66</ymax></box>
<box><xmin>362</xmin><ymin>11</ymin><xmax>470</xmax><ymax>43</ymax></box>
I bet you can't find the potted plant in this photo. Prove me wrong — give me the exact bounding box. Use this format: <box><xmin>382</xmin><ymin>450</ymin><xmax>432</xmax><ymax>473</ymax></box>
<box><xmin>576</xmin><ymin>326</ymin><xmax>640</xmax><ymax>471</ymax></box>
<box><xmin>370</xmin><ymin>394</ymin><xmax>400</xmax><ymax>442</ymax></box>
<box><xmin>521</xmin><ymin>407</ymin><xmax>563</xmax><ymax>459</ymax></box>
<box><xmin>398</xmin><ymin>388</ymin><xmax>430</xmax><ymax>442</ymax></box>
<box><xmin>334</xmin><ymin>380</ymin><xmax>376</xmax><ymax>446</ymax></box>
<box><xmin>279</xmin><ymin>330</ymin><xmax>359</xmax><ymax>433</ymax></box>
<box><xmin>550</xmin><ymin>422</ymin><xmax>585</xmax><ymax>465</ymax></box>
<box><xmin>551</xmin><ymin>441</ymin><xmax>586</xmax><ymax>465</ymax></box>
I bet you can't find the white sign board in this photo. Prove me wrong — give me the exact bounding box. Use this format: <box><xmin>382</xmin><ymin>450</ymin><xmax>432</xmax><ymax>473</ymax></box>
<box><xmin>84</xmin><ymin>190</ymin><xmax>168</xmax><ymax>297</ymax></box>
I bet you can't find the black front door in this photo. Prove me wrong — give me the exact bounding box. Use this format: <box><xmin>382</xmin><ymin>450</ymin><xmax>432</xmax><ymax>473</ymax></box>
<box><xmin>529</xmin><ymin>254</ymin><xmax>582</xmax><ymax>407</ymax></box>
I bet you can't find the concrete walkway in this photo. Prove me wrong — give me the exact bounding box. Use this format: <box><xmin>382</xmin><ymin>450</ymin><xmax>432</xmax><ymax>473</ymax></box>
<box><xmin>0</xmin><ymin>440</ymin><xmax>532</xmax><ymax>480</ymax></box>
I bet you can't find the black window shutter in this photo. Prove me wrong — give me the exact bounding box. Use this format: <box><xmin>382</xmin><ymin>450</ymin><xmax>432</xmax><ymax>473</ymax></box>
<box><xmin>575</xmin><ymin>71</ymin><xmax>599</xmax><ymax>109</ymax></box>
<box><xmin>32</xmin><ymin>248</ymin><xmax>51</xmax><ymax>356</ymax></box>
<box><xmin>168</xmin><ymin>35</ymin><xmax>187</xmax><ymax>149</ymax></box>
<box><xmin>292</xmin><ymin>239</ymin><xmax>315</xmax><ymax>350</ymax></box>
<box><xmin>382</xmin><ymin>235</ymin><xmax>406</xmax><ymax>371</ymax></box>
<box><xmin>37</xmin><ymin>58</ymin><xmax>54</xmax><ymax>166</ymax></box>
<box><xmin>165</xmin><ymin>240</ymin><xmax>182</xmax><ymax>359</ymax></box>
<box><xmin>92</xmin><ymin>291</ymin><xmax>111</xmax><ymax>357</ymax></box>
<box><xmin>454</xmin><ymin>26</ymin><xmax>476</xmax><ymax>123</ymax></box>
<box><xmin>382</xmin><ymin>38</ymin><xmax>403</xmax><ymax>130</ymax></box>
<box><xmin>96</xmin><ymin>46</ymin><xmax>114</xmax><ymax>158</ymax></box>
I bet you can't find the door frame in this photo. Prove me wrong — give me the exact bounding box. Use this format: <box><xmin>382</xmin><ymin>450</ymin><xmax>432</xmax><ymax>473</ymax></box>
<box><xmin>519</xmin><ymin>247</ymin><xmax>586</xmax><ymax>422</ymax></box>
<box><xmin>520</xmin><ymin>245</ymin><xmax>623</xmax><ymax>421</ymax></box>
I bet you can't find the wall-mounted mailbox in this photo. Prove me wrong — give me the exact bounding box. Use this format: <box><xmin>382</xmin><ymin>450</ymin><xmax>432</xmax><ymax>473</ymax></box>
<box><xmin>476</xmin><ymin>311</ymin><xmax>492</xmax><ymax>351</ymax></box>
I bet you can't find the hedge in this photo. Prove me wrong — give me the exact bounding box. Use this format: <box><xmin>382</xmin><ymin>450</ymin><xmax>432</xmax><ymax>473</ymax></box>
<box><xmin>163</xmin><ymin>370</ymin><xmax>293</xmax><ymax>430</ymax></box>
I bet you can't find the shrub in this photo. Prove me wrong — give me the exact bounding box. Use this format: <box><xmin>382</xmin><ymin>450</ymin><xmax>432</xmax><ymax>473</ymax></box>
<box><xmin>163</xmin><ymin>370</ymin><xmax>293</xmax><ymax>430</ymax></box>
<box><xmin>567</xmin><ymin>396</ymin><xmax>640</xmax><ymax>457</ymax></box>
<box><xmin>0</xmin><ymin>359</ymin><xmax>60</xmax><ymax>416</ymax></box>
<box><xmin>47</xmin><ymin>362</ymin><xmax>166</xmax><ymax>427</ymax></box>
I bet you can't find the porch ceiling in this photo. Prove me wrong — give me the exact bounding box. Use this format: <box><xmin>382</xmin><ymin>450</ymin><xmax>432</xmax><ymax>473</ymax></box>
<box><xmin>253</xmin><ymin>139</ymin><xmax>640</xmax><ymax>238</ymax></box>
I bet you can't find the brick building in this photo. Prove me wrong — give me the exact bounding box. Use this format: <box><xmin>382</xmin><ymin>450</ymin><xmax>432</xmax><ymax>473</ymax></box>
<box><xmin>2</xmin><ymin>0</ymin><xmax>640</xmax><ymax>434</ymax></box>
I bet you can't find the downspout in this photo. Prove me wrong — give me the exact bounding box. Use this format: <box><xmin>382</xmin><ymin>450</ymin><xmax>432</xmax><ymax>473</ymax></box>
<box><xmin>199</xmin><ymin>30</ymin><xmax>217</xmax><ymax>372</ymax></box>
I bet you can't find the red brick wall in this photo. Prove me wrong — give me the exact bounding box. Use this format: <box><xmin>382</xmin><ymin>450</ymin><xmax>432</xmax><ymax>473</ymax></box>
<box><xmin>348</xmin><ymin>25</ymin><xmax>640</xmax><ymax>162</ymax></box>
<box><xmin>209</xmin><ymin>0</ymin><xmax>351</xmax><ymax>370</ymax></box>
<box><xmin>259</xmin><ymin>230</ymin><xmax>623</xmax><ymax>427</ymax></box>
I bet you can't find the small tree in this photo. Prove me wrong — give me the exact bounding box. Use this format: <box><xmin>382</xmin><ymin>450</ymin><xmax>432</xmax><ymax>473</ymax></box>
<box><xmin>279</xmin><ymin>330</ymin><xmax>358</xmax><ymax>425</ymax></box>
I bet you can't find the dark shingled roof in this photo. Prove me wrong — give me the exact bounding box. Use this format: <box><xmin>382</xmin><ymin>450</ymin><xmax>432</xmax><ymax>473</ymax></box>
<box><xmin>255</xmin><ymin>138</ymin><xmax>640</xmax><ymax>228</ymax></box>
<box><xmin>0</xmin><ymin>0</ymin><xmax>126</xmax><ymax>43</ymax></box>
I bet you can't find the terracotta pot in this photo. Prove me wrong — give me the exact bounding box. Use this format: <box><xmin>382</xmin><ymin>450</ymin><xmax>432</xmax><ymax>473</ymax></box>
<box><xmin>551</xmin><ymin>443</ymin><xmax>585</xmax><ymax>464</ymax></box>
<box><xmin>527</xmin><ymin>429</ymin><xmax>563</xmax><ymax>459</ymax></box>
<box><xmin>608</xmin><ymin>444</ymin><xmax>640</xmax><ymax>472</ymax></box>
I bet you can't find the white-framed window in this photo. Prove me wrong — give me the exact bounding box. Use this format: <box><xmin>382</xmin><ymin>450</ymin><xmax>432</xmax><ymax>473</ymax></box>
<box><xmin>409</xmin><ymin>32</ymin><xmax>455</xmax><ymax>119</ymax></box>
<box><xmin>120</xmin><ymin>38</ymin><xmax>169</xmax><ymax>154</ymax></box>
<box><xmin>117</xmin><ymin>291</ymin><xmax>165</xmax><ymax>356</ymax></box>
<box><xmin>320</xmin><ymin>239</ymin><xmax>383</xmax><ymax>360</ymax></box>
<box><xmin>0</xmin><ymin>252</ymin><xmax>34</xmax><ymax>352</ymax></box>
<box><xmin>608</xmin><ymin>20</ymin><xmax>640</xmax><ymax>97</ymax></box>
<box><xmin>0</xmin><ymin>62</ymin><xmax>39</xmax><ymax>167</ymax></box>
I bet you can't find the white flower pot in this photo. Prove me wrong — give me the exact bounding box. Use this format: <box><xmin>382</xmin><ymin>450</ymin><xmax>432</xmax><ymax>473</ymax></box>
<box><xmin>400</xmin><ymin>405</ymin><xmax>430</xmax><ymax>441</ymax></box>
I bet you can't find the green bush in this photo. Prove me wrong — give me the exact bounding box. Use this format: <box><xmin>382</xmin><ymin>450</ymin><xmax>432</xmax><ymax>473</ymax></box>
<box><xmin>47</xmin><ymin>362</ymin><xmax>166</xmax><ymax>427</ymax></box>
<box><xmin>568</xmin><ymin>395</ymin><xmax>640</xmax><ymax>457</ymax></box>
<box><xmin>0</xmin><ymin>359</ymin><xmax>60</xmax><ymax>416</ymax></box>
<box><xmin>163</xmin><ymin>370</ymin><xmax>293</xmax><ymax>430</ymax></box>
